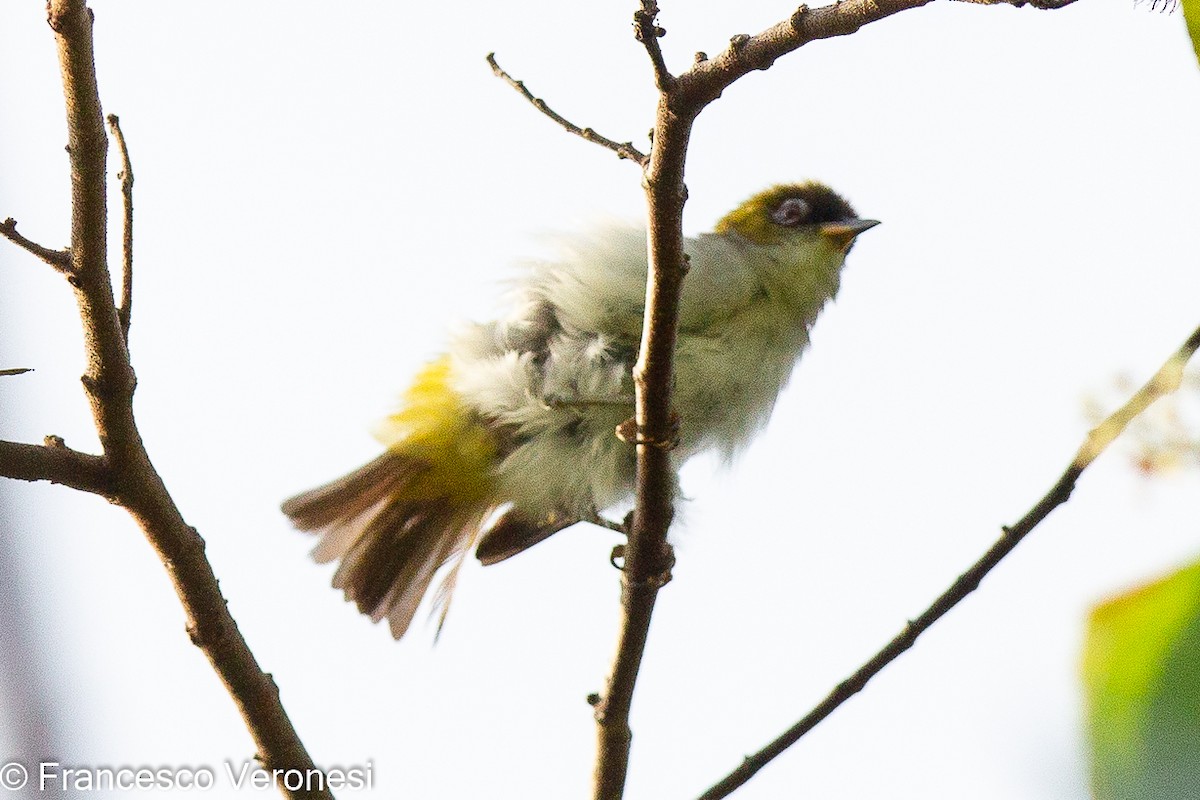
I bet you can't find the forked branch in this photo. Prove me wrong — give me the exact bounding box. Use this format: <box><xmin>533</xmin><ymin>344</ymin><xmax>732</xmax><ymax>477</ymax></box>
<box><xmin>0</xmin><ymin>3</ymin><xmax>329</xmax><ymax>797</ymax></box>
<box><xmin>583</xmin><ymin>0</ymin><xmax>1079</xmax><ymax>798</ymax></box>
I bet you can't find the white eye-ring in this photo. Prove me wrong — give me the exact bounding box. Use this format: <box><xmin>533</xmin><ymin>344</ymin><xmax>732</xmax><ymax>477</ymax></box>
<box><xmin>771</xmin><ymin>197</ymin><xmax>811</xmax><ymax>227</ymax></box>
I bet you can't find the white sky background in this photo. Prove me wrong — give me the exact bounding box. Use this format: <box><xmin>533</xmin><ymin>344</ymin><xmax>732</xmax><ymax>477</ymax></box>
<box><xmin>2</xmin><ymin>1</ymin><xmax>1200</xmax><ymax>798</ymax></box>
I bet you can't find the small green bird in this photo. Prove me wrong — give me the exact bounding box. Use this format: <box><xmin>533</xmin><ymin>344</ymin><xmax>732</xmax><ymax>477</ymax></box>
<box><xmin>283</xmin><ymin>183</ymin><xmax>878</xmax><ymax>638</ymax></box>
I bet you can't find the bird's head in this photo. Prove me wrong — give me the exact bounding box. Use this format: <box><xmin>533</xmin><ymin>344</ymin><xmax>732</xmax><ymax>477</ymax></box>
<box><xmin>714</xmin><ymin>182</ymin><xmax>879</xmax><ymax>254</ymax></box>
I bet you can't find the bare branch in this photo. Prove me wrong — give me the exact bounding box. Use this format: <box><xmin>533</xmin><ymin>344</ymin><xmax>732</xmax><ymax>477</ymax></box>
<box><xmin>106</xmin><ymin>113</ymin><xmax>134</xmax><ymax>342</ymax></box>
<box><xmin>675</xmin><ymin>0</ymin><xmax>938</xmax><ymax>109</ymax></box>
<box><xmin>0</xmin><ymin>218</ymin><xmax>71</xmax><ymax>272</ymax></box>
<box><xmin>486</xmin><ymin>53</ymin><xmax>649</xmax><ymax>165</ymax></box>
<box><xmin>590</xmin><ymin>0</ymin><xmax>1078</xmax><ymax>797</ymax></box>
<box><xmin>40</xmin><ymin>2</ymin><xmax>328</xmax><ymax>795</ymax></box>
<box><xmin>695</xmin><ymin>324</ymin><xmax>1200</xmax><ymax>800</ymax></box>
<box><xmin>671</xmin><ymin>0</ymin><xmax>1076</xmax><ymax>111</ymax></box>
<box><xmin>0</xmin><ymin>438</ymin><xmax>111</xmax><ymax>496</ymax></box>
<box><xmin>1072</xmin><ymin>327</ymin><xmax>1200</xmax><ymax>470</ymax></box>
<box><xmin>633</xmin><ymin>1</ymin><xmax>674</xmax><ymax>92</ymax></box>
<box><xmin>956</xmin><ymin>0</ymin><xmax>1076</xmax><ymax>7</ymax></box>
<box><xmin>0</xmin><ymin>368</ymin><xmax>34</xmax><ymax>377</ymax></box>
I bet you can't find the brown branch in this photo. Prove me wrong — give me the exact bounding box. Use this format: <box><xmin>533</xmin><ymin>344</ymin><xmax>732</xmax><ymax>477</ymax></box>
<box><xmin>37</xmin><ymin>3</ymin><xmax>329</xmax><ymax>797</ymax></box>
<box><xmin>956</xmin><ymin>0</ymin><xmax>1076</xmax><ymax>7</ymax></box>
<box><xmin>0</xmin><ymin>438</ymin><xmax>112</xmax><ymax>497</ymax></box>
<box><xmin>0</xmin><ymin>368</ymin><xmax>34</xmax><ymax>377</ymax></box>
<box><xmin>105</xmin><ymin>113</ymin><xmax>134</xmax><ymax>342</ymax></box>
<box><xmin>633</xmin><ymin>1</ymin><xmax>674</xmax><ymax>91</ymax></box>
<box><xmin>1071</xmin><ymin>327</ymin><xmax>1200</xmax><ymax>471</ymax></box>
<box><xmin>588</xmin><ymin>0</ymin><xmax>1078</xmax><ymax>798</ymax></box>
<box><xmin>486</xmin><ymin>53</ymin><xmax>649</xmax><ymax>165</ymax></box>
<box><xmin>0</xmin><ymin>218</ymin><xmax>72</xmax><ymax>271</ymax></box>
<box><xmin>695</xmin><ymin>324</ymin><xmax>1200</xmax><ymax>800</ymax></box>
<box><xmin>591</xmin><ymin>52</ymin><xmax>690</xmax><ymax>800</ymax></box>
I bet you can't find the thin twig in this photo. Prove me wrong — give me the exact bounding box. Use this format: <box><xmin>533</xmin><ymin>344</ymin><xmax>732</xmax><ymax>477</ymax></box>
<box><xmin>0</xmin><ymin>218</ymin><xmax>72</xmax><ymax>272</ymax></box>
<box><xmin>486</xmin><ymin>53</ymin><xmax>648</xmax><ymax>165</ymax></box>
<box><xmin>1071</xmin><ymin>327</ymin><xmax>1200</xmax><ymax>470</ymax></box>
<box><xmin>0</xmin><ymin>368</ymin><xmax>34</xmax><ymax>377</ymax></box>
<box><xmin>38</xmin><ymin>3</ymin><xmax>329</xmax><ymax>797</ymax></box>
<box><xmin>633</xmin><ymin>1</ymin><xmax>674</xmax><ymax>92</ymax></box>
<box><xmin>588</xmin><ymin>0</ymin><xmax>1078</xmax><ymax>797</ymax></box>
<box><xmin>695</xmin><ymin>324</ymin><xmax>1200</xmax><ymax>800</ymax></box>
<box><xmin>106</xmin><ymin>113</ymin><xmax>134</xmax><ymax>342</ymax></box>
<box><xmin>955</xmin><ymin>0</ymin><xmax>1076</xmax><ymax>7</ymax></box>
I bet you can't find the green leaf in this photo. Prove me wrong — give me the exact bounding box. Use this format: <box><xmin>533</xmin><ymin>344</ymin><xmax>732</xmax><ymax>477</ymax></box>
<box><xmin>1184</xmin><ymin>0</ymin><xmax>1200</xmax><ymax>67</ymax></box>
<box><xmin>1084</xmin><ymin>558</ymin><xmax>1200</xmax><ymax>800</ymax></box>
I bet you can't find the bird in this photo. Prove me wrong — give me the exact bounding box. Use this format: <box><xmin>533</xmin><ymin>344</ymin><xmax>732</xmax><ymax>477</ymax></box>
<box><xmin>282</xmin><ymin>182</ymin><xmax>878</xmax><ymax>639</ymax></box>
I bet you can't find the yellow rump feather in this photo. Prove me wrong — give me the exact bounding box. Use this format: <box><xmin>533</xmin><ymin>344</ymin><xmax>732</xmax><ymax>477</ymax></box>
<box><xmin>374</xmin><ymin>357</ymin><xmax>497</xmax><ymax>504</ymax></box>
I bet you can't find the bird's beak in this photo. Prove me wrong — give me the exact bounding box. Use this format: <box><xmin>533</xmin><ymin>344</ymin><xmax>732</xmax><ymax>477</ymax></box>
<box><xmin>820</xmin><ymin>218</ymin><xmax>880</xmax><ymax>252</ymax></box>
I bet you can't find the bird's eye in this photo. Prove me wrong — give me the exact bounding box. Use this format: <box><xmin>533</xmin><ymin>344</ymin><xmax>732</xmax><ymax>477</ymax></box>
<box><xmin>771</xmin><ymin>197</ymin><xmax>811</xmax><ymax>227</ymax></box>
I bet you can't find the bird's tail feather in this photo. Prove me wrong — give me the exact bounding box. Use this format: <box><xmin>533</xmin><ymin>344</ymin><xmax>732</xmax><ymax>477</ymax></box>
<box><xmin>475</xmin><ymin>507</ymin><xmax>578</xmax><ymax>566</ymax></box>
<box><xmin>282</xmin><ymin>450</ymin><xmax>492</xmax><ymax>639</ymax></box>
